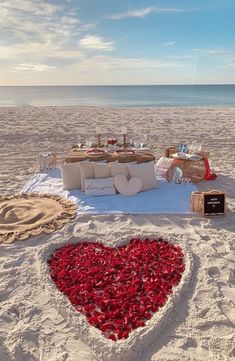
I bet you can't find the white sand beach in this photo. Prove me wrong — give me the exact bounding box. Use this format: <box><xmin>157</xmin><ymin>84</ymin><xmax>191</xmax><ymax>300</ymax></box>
<box><xmin>0</xmin><ymin>106</ymin><xmax>234</xmax><ymax>361</ymax></box>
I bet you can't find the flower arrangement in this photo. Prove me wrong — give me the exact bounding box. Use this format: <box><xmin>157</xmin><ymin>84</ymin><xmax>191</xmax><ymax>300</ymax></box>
<box><xmin>107</xmin><ymin>138</ymin><xmax>117</xmax><ymax>146</ymax></box>
<box><xmin>48</xmin><ymin>238</ymin><xmax>185</xmax><ymax>341</ymax></box>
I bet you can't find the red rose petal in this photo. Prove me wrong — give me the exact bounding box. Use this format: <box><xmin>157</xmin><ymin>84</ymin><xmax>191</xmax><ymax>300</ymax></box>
<box><xmin>48</xmin><ymin>238</ymin><xmax>185</xmax><ymax>341</ymax></box>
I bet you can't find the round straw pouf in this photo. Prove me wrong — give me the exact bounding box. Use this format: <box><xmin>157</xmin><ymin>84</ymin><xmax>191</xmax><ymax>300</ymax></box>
<box><xmin>0</xmin><ymin>193</ymin><xmax>77</xmax><ymax>244</ymax></box>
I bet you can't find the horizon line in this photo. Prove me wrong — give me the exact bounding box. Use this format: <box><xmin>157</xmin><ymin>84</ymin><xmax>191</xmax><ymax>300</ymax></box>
<box><xmin>0</xmin><ymin>83</ymin><xmax>235</xmax><ymax>87</ymax></box>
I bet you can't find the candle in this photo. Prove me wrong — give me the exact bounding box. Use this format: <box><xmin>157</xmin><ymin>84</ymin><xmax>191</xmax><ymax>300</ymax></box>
<box><xmin>121</xmin><ymin>127</ymin><xmax>127</xmax><ymax>134</ymax></box>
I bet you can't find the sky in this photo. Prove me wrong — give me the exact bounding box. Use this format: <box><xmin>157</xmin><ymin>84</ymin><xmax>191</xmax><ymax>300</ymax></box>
<box><xmin>0</xmin><ymin>0</ymin><xmax>235</xmax><ymax>85</ymax></box>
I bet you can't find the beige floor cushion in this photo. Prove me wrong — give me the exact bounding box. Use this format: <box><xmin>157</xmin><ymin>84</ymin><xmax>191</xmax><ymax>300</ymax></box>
<box><xmin>80</xmin><ymin>162</ymin><xmax>95</xmax><ymax>191</ymax></box>
<box><xmin>114</xmin><ymin>174</ymin><xmax>143</xmax><ymax>196</ymax></box>
<box><xmin>84</xmin><ymin>177</ymin><xmax>116</xmax><ymax>196</ymax></box>
<box><xmin>61</xmin><ymin>161</ymin><xmax>85</xmax><ymax>190</ymax></box>
<box><xmin>94</xmin><ymin>163</ymin><xmax>111</xmax><ymax>179</ymax></box>
<box><xmin>128</xmin><ymin>161</ymin><xmax>159</xmax><ymax>191</ymax></box>
<box><xmin>110</xmin><ymin>162</ymin><xmax>130</xmax><ymax>179</ymax></box>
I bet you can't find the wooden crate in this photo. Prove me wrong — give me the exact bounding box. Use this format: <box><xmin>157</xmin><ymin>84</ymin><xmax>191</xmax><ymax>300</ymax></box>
<box><xmin>190</xmin><ymin>191</ymin><xmax>203</xmax><ymax>212</ymax></box>
<box><xmin>165</xmin><ymin>146</ymin><xmax>178</xmax><ymax>158</ymax></box>
<box><xmin>165</xmin><ymin>147</ymin><xmax>210</xmax><ymax>160</ymax></box>
<box><xmin>202</xmin><ymin>191</ymin><xmax>226</xmax><ymax>216</ymax></box>
<box><xmin>167</xmin><ymin>158</ymin><xmax>206</xmax><ymax>183</ymax></box>
<box><xmin>190</xmin><ymin>190</ymin><xmax>226</xmax><ymax>216</ymax></box>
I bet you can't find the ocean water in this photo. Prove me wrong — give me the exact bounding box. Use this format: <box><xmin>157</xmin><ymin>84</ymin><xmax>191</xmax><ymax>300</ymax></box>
<box><xmin>0</xmin><ymin>85</ymin><xmax>235</xmax><ymax>108</ymax></box>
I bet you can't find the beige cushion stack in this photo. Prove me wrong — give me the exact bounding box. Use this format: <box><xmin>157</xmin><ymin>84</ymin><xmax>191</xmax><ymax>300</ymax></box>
<box><xmin>110</xmin><ymin>163</ymin><xmax>130</xmax><ymax>179</ymax></box>
<box><xmin>79</xmin><ymin>162</ymin><xmax>95</xmax><ymax>191</ymax></box>
<box><xmin>128</xmin><ymin>161</ymin><xmax>159</xmax><ymax>191</ymax></box>
<box><xmin>94</xmin><ymin>163</ymin><xmax>111</xmax><ymax>179</ymax></box>
<box><xmin>61</xmin><ymin>160</ymin><xmax>158</xmax><ymax>195</ymax></box>
<box><xmin>61</xmin><ymin>161</ymin><xmax>84</xmax><ymax>190</ymax></box>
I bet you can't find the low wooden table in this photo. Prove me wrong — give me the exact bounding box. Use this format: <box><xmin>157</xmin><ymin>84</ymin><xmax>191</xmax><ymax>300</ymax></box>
<box><xmin>65</xmin><ymin>148</ymin><xmax>155</xmax><ymax>164</ymax></box>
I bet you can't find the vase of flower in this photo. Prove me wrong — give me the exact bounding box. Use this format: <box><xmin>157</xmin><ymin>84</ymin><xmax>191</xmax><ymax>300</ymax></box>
<box><xmin>107</xmin><ymin>138</ymin><xmax>117</xmax><ymax>151</ymax></box>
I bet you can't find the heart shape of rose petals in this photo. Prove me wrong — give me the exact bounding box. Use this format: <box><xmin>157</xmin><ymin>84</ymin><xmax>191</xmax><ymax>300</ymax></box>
<box><xmin>48</xmin><ymin>238</ymin><xmax>186</xmax><ymax>342</ymax></box>
<box><xmin>114</xmin><ymin>174</ymin><xmax>143</xmax><ymax>196</ymax></box>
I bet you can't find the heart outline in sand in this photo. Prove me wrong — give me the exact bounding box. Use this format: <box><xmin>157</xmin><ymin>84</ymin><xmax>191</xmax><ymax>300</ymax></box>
<box><xmin>41</xmin><ymin>236</ymin><xmax>193</xmax><ymax>361</ymax></box>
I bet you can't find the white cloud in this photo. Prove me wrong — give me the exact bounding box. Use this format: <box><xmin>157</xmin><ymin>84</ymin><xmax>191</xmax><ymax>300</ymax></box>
<box><xmin>161</xmin><ymin>41</ymin><xmax>176</xmax><ymax>47</ymax></box>
<box><xmin>109</xmin><ymin>6</ymin><xmax>196</xmax><ymax>20</ymax></box>
<box><xmin>79</xmin><ymin>35</ymin><xmax>114</xmax><ymax>51</ymax></box>
<box><xmin>109</xmin><ymin>7</ymin><xmax>155</xmax><ymax>19</ymax></box>
<box><xmin>1</xmin><ymin>0</ymin><xmax>61</xmax><ymax>16</ymax></box>
<box><xmin>3</xmin><ymin>54</ymin><xmax>193</xmax><ymax>85</ymax></box>
<box><xmin>192</xmin><ymin>48</ymin><xmax>227</xmax><ymax>56</ymax></box>
<box><xmin>0</xmin><ymin>43</ymin><xmax>85</xmax><ymax>63</ymax></box>
<box><xmin>191</xmin><ymin>48</ymin><xmax>235</xmax><ymax>71</ymax></box>
<box><xmin>60</xmin><ymin>55</ymin><xmax>194</xmax><ymax>85</ymax></box>
<box><xmin>0</xmin><ymin>0</ymin><xmax>96</xmax><ymax>66</ymax></box>
<box><xmin>79</xmin><ymin>23</ymin><xmax>97</xmax><ymax>31</ymax></box>
<box><xmin>208</xmin><ymin>50</ymin><xmax>225</xmax><ymax>56</ymax></box>
<box><xmin>84</xmin><ymin>56</ymin><xmax>190</xmax><ymax>70</ymax></box>
<box><xmin>221</xmin><ymin>63</ymin><xmax>235</xmax><ymax>68</ymax></box>
<box><xmin>4</xmin><ymin>53</ymin><xmax>235</xmax><ymax>85</ymax></box>
<box><xmin>167</xmin><ymin>54</ymin><xmax>194</xmax><ymax>60</ymax></box>
<box><xmin>12</xmin><ymin>63</ymin><xmax>57</xmax><ymax>72</ymax></box>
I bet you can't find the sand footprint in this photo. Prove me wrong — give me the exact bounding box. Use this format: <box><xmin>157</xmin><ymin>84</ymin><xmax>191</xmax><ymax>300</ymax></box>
<box><xmin>179</xmin><ymin>337</ymin><xmax>198</xmax><ymax>350</ymax></box>
<box><xmin>2</xmin><ymin>254</ymin><xmax>30</xmax><ymax>269</ymax></box>
<box><xmin>220</xmin><ymin>302</ymin><xmax>235</xmax><ymax>323</ymax></box>
<box><xmin>207</xmin><ymin>266</ymin><xmax>220</xmax><ymax>279</ymax></box>
<box><xmin>198</xmin><ymin>307</ymin><xmax>210</xmax><ymax>318</ymax></box>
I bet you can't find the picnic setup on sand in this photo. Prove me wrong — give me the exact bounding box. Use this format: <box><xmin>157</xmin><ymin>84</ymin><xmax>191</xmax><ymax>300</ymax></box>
<box><xmin>0</xmin><ymin>127</ymin><xmax>227</xmax><ymax>361</ymax></box>
<box><xmin>21</xmin><ymin>144</ymin><xmax>197</xmax><ymax>214</ymax></box>
<box><xmin>1</xmin><ymin>128</ymin><xmax>226</xmax><ymax>244</ymax></box>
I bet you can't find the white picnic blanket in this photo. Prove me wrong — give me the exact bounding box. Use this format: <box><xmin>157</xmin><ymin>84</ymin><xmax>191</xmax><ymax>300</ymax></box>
<box><xmin>22</xmin><ymin>169</ymin><xmax>197</xmax><ymax>215</ymax></box>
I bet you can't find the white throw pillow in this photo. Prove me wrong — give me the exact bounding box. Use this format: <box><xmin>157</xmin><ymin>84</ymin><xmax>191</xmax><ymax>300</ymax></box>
<box><xmin>80</xmin><ymin>162</ymin><xmax>95</xmax><ymax>191</ymax></box>
<box><xmin>84</xmin><ymin>177</ymin><xmax>116</xmax><ymax>196</ymax></box>
<box><xmin>110</xmin><ymin>162</ymin><xmax>130</xmax><ymax>179</ymax></box>
<box><xmin>128</xmin><ymin>161</ymin><xmax>159</xmax><ymax>191</ymax></box>
<box><xmin>156</xmin><ymin>157</ymin><xmax>173</xmax><ymax>169</ymax></box>
<box><xmin>114</xmin><ymin>174</ymin><xmax>143</xmax><ymax>196</ymax></box>
<box><xmin>94</xmin><ymin>163</ymin><xmax>111</xmax><ymax>179</ymax></box>
<box><xmin>60</xmin><ymin>161</ymin><xmax>83</xmax><ymax>190</ymax></box>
